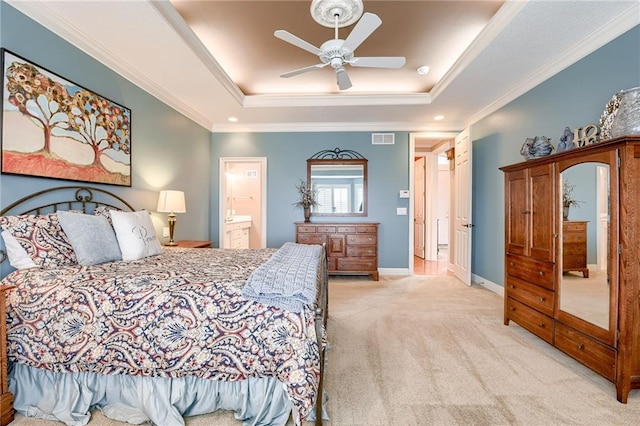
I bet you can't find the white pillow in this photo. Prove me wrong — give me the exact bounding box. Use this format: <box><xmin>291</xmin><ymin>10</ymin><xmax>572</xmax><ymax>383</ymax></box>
<box><xmin>1</xmin><ymin>230</ymin><xmax>37</xmax><ymax>269</ymax></box>
<box><xmin>110</xmin><ymin>210</ymin><xmax>162</xmax><ymax>261</ymax></box>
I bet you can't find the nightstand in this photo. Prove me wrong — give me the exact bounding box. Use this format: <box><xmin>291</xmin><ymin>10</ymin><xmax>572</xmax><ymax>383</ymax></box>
<box><xmin>171</xmin><ymin>240</ymin><xmax>213</xmax><ymax>248</ymax></box>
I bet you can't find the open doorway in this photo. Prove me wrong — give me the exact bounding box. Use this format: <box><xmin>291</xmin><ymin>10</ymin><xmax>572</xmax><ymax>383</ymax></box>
<box><xmin>219</xmin><ymin>158</ymin><xmax>267</xmax><ymax>249</ymax></box>
<box><xmin>410</xmin><ymin>133</ymin><xmax>456</xmax><ymax>276</ymax></box>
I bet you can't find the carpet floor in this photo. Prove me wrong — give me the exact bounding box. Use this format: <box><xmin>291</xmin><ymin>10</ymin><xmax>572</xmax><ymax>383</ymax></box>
<box><xmin>9</xmin><ymin>274</ymin><xmax>640</xmax><ymax>425</ymax></box>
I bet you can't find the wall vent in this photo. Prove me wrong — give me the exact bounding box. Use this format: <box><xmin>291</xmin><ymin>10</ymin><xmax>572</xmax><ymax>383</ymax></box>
<box><xmin>372</xmin><ymin>133</ymin><xmax>395</xmax><ymax>145</ymax></box>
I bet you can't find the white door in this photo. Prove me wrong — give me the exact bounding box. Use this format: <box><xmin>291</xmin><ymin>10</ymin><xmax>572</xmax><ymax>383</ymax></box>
<box><xmin>414</xmin><ymin>157</ymin><xmax>426</xmax><ymax>258</ymax></box>
<box><xmin>452</xmin><ymin>128</ymin><xmax>472</xmax><ymax>285</ymax></box>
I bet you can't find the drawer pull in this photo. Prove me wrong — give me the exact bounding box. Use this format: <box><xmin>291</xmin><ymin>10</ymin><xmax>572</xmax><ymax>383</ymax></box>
<box><xmin>522</xmin><ymin>210</ymin><xmax>531</xmax><ymax>214</ymax></box>
<box><xmin>577</xmin><ymin>344</ymin><xmax>585</xmax><ymax>350</ymax></box>
<box><xmin>509</xmin><ymin>262</ymin><xmax>514</xmax><ymax>267</ymax></box>
<box><xmin>539</xmin><ymin>297</ymin><xmax>545</xmax><ymax>302</ymax></box>
<box><xmin>538</xmin><ymin>323</ymin><xmax>545</xmax><ymax>328</ymax></box>
<box><xmin>539</xmin><ymin>271</ymin><xmax>544</xmax><ymax>276</ymax></box>
<box><xmin>509</xmin><ymin>284</ymin><xmax>515</xmax><ymax>289</ymax></box>
<box><xmin>510</xmin><ymin>307</ymin><xmax>516</xmax><ymax>311</ymax></box>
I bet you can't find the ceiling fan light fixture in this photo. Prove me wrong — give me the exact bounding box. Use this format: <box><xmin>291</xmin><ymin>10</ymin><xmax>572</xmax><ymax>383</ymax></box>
<box><xmin>310</xmin><ymin>0</ymin><xmax>363</xmax><ymax>28</ymax></box>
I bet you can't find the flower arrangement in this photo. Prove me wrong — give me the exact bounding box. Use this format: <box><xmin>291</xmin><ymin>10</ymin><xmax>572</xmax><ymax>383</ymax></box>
<box><xmin>293</xmin><ymin>179</ymin><xmax>319</xmax><ymax>209</ymax></box>
<box><xmin>562</xmin><ymin>179</ymin><xmax>582</xmax><ymax>208</ymax></box>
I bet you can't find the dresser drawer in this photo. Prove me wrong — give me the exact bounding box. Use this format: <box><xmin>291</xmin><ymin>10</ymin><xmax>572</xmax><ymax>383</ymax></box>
<box><xmin>316</xmin><ymin>226</ymin><xmax>336</xmax><ymax>233</ymax></box>
<box><xmin>505</xmin><ymin>276</ymin><xmax>554</xmax><ymax>317</ymax></box>
<box><xmin>337</xmin><ymin>226</ymin><xmax>357</xmax><ymax>233</ymax></box>
<box><xmin>506</xmin><ymin>298</ymin><xmax>554</xmax><ymax>344</ymax></box>
<box><xmin>506</xmin><ymin>253</ymin><xmax>554</xmax><ymax>290</ymax></box>
<box><xmin>338</xmin><ymin>257</ymin><xmax>377</xmax><ymax>271</ymax></box>
<box><xmin>356</xmin><ymin>225</ymin><xmax>377</xmax><ymax>234</ymax></box>
<box><xmin>555</xmin><ymin>323</ymin><xmax>616</xmax><ymax>381</ymax></box>
<box><xmin>297</xmin><ymin>225</ymin><xmax>316</xmax><ymax>233</ymax></box>
<box><xmin>346</xmin><ymin>245</ymin><xmax>377</xmax><ymax>258</ymax></box>
<box><xmin>297</xmin><ymin>234</ymin><xmax>325</xmax><ymax>244</ymax></box>
<box><xmin>347</xmin><ymin>234</ymin><xmax>377</xmax><ymax>245</ymax></box>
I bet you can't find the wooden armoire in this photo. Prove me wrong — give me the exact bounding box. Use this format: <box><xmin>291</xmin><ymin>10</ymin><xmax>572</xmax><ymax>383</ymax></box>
<box><xmin>500</xmin><ymin>135</ymin><xmax>640</xmax><ymax>403</ymax></box>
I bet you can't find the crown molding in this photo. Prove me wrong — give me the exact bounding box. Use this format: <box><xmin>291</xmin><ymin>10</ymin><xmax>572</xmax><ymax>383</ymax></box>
<box><xmin>464</xmin><ymin>2</ymin><xmax>640</xmax><ymax>127</ymax></box>
<box><xmin>211</xmin><ymin>120</ymin><xmax>463</xmax><ymax>133</ymax></box>
<box><xmin>242</xmin><ymin>92</ymin><xmax>431</xmax><ymax>108</ymax></box>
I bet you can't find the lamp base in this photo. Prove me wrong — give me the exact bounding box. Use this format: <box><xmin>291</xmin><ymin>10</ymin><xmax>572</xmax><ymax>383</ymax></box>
<box><xmin>165</xmin><ymin>241</ymin><xmax>178</xmax><ymax>247</ymax></box>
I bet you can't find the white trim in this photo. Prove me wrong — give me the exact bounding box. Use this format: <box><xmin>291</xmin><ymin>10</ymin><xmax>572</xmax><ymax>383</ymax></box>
<box><xmin>212</xmin><ymin>121</ymin><xmax>464</xmax><ymax>133</ymax></box>
<box><xmin>378</xmin><ymin>268</ymin><xmax>410</xmax><ymax>276</ymax></box>
<box><xmin>472</xmin><ymin>273</ymin><xmax>504</xmax><ymax>297</ymax></box>
<box><xmin>242</xmin><ymin>93</ymin><xmax>432</xmax><ymax>108</ymax></box>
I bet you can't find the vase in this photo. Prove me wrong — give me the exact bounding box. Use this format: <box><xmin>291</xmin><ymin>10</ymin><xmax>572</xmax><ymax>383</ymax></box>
<box><xmin>602</xmin><ymin>87</ymin><xmax>640</xmax><ymax>140</ymax></box>
<box><xmin>563</xmin><ymin>205</ymin><xmax>570</xmax><ymax>221</ymax></box>
<box><xmin>303</xmin><ymin>206</ymin><xmax>311</xmax><ymax>222</ymax></box>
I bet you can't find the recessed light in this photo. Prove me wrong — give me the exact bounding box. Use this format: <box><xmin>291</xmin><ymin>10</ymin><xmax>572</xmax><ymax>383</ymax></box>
<box><xmin>228</xmin><ymin>117</ymin><xmax>238</xmax><ymax>122</ymax></box>
<box><xmin>434</xmin><ymin>115</ymin><xmax>444</xmax><ymax>121</ymax></box>
<box><xmin>417</xmin><ymin>65</ymin><xmax>430</xmax><ymax>75</ymax></box>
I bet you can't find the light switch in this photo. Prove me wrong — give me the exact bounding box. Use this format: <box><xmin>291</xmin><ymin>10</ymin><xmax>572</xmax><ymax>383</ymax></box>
<box><xmin>397</xmin><ymin>207</ymin><xmax>407</xmax><ymax>215</ymax></box>
<box><xmin>399</xmin><ymin>190</ymin><xmax>410</xmax><ymax>198</ymax></box>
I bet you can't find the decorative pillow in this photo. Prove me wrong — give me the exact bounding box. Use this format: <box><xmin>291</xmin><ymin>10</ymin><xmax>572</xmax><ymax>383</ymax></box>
<box><xmin>0</xmin><ymin>213</ymin><xmax>77</xmax><ymax>269</ymax></box>
<box><xmin>57</xmin><ymin>210</ymin><xmax>122</xmax><ymax>266</ymax></box>
<box><xmin>0</xmin><ymin>230</ymin><xmax>37</xmax><ymax>269</ymax></box>
<box><xmin>110</xmin><ymin>210</ymin><xmax>162</xmax><ymax>261</ymax></box>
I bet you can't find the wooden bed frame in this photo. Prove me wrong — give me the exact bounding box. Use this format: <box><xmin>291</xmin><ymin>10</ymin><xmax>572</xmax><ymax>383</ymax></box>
<box><xmin>0</xmin><ymin>185</ymin><xmax>329</xmax><ymax>426</ymax></box>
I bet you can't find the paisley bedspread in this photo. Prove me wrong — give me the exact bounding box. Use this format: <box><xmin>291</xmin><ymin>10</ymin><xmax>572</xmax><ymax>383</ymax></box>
<box><xmin>2</xmin><ymin>247</ymin><xmax>323</xmax><ymax>421</ymax></box>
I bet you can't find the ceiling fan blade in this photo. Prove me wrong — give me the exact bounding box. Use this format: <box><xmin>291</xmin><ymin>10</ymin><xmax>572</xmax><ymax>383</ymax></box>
<box><xmin>350</xmin><ymin>56</ymin><xmax>406</xmax><ymax>69</ymax></box>
<box><xmin>274</xmin><ymin>30</ymin><xmax>322</xmax><ymax>56</ymax></box>
<box><xmin>336</xmin><ymin>68</ymin><xmax>352</xmax><ymax>90</ymax></box>
<box><xmin>342</xmin><ymin>12</ymin><xmax>382</xmax><ymax>53</ymax></box>
<box><xmin>280</xmin><ymin>63</ymin><xmax>328</xmax><ymax>78</ymax></box>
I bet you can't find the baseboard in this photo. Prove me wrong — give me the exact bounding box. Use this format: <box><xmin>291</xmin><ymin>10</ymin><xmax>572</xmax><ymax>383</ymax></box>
<box><xmin>471</xmin><ymin>273</ymin><xmax>504</xmax><ymax>297</ymax></box>
<box><xmin>378</xmin><ymin>268</ymin><xmax>410</xmax><ymax>276</ymax></box>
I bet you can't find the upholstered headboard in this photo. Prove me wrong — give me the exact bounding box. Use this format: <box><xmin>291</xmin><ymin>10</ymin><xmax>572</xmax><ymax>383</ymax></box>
<box><xmin>0</xmin><ymin>186</ymin><xmax>135</xmax><ymax>264</ymax></box>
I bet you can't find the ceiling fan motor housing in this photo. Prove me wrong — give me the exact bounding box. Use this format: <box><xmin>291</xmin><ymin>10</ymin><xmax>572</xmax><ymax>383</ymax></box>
<box><xmin>319</xmin><ymin>39</ymin><xmax>354</xmax><ymax>67</ymax></box>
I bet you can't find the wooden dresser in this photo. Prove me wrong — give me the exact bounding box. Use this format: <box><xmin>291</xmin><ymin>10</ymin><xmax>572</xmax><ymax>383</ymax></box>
<box><xmin>295</xmin><ymin>222</ymin><xmax>379</xmax><ymax>280</ymax></box>
<box><xmin>562</xmin><ymin>221</ymin><xmax>589</xmax><ymax>278</ymax></box>
<box><xmin>500</xmin><ymin>136</ymin><xmax>640</xmax><ymax>403</ymax></box>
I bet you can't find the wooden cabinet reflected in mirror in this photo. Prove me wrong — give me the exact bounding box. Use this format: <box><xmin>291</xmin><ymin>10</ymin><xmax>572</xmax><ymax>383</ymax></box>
<box><xmin>307</xmin><ymin>148</ymin><xmax>368</xmax><ymax>217</ymax></box>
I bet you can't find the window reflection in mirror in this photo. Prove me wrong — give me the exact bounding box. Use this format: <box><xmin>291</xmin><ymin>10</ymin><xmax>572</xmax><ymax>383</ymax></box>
<box><xmin>559</xmin><ymin>162</ymin><xmax>610</xmax><ymax>330</ymax></box>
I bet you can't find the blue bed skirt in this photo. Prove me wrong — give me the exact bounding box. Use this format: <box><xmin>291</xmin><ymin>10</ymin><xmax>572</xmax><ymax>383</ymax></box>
<box><xmin>9</xmin><ymin>363</ymin><xmax>295</xmax><ymax>426</ymax></box>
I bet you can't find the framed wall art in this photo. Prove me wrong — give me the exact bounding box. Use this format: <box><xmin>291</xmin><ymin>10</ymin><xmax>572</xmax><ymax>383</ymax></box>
<box><xmin>1</xmin><ymin>49</ymin><xmax>131</xmax><ymax>186</ymax></box>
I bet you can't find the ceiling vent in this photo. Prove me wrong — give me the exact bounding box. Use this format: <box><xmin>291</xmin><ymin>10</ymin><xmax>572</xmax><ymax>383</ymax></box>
<box><xmin>372</xmin><ymin>133</ymin><xmax>395</xmax><ymax>145</ymax></box>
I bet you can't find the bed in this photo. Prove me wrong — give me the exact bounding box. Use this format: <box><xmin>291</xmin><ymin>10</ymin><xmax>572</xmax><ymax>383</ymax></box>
<box><xmin>0</xmin><ymin>186</ymin><xmax>328</xmax><ymax>426</ymax></box>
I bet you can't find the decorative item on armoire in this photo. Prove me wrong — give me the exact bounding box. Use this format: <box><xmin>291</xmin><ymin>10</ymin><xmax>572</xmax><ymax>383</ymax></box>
<box><xmin>520</xmin><ymin>136</ymin><xmax>554</xmax><ymax>160</ymax></box>
<box><xmin>293</xmin><ymin>179</ymin><xmax>318</xmax><ymax>222</ymax></box>
<box><xmin>600</xmin><ymin>87</ymin><xmax>640</xmax><ymax>140</ymax></box>
<box><xmin>557</xmin><ymin>127</ymin><xmax>575</xmax><ymax>153</ymax></box>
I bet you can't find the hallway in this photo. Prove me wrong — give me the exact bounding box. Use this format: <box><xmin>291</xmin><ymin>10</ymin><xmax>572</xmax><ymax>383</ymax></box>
<box><xmin>413</xmin><ymin>245</ymin><xmax>449</xmax><ymax>276</ymax></box>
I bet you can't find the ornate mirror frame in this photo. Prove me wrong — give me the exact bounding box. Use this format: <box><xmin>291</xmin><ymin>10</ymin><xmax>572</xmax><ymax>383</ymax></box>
<box><xmin>307</xmin><ymin>148</ymin><xmax>368</xmax><ymax>218</ymax></box>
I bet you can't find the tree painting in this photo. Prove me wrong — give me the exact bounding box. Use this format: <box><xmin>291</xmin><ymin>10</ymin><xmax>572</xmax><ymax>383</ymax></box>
<box><xmin>1</xmin><ymin>50</ymin><xmax>131</xmax><ymax>186</ymax></box>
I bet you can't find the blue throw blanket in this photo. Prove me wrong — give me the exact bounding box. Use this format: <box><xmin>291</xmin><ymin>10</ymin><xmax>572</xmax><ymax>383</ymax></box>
<box><xmin>243</xmin><ymin>242</ymin><xmax>322</xmax><ymax>313</ymax></box>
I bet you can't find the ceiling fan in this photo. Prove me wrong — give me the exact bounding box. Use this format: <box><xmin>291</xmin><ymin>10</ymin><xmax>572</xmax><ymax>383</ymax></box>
<box><xmin>274</xmin><ymin>2</ymin><xmax>406</xmax><ymax>91</ymax></box>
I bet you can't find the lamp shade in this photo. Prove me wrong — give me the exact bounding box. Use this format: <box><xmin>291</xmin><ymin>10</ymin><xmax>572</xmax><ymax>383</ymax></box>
<box><xmin>157</xmin><ymin>190</ymin><xmax>186</xmax><ymax>213</ymax></box>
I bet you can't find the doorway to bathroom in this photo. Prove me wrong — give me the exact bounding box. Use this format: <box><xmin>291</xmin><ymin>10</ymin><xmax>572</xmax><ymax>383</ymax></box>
<box><xmin>219</xmin><ymin>157</ymin><xmax>267</xmax><ymax>249</ymax></box>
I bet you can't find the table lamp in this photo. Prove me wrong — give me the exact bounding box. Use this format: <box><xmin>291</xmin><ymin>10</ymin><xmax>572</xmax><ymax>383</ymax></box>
<box><xmin>157</xmin><ymin>190</ymin><xmax>186</xmax><ymax>246</ymax></box>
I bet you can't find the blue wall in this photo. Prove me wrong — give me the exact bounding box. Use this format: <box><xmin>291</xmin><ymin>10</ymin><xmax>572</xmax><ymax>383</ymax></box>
<box><xmin>0</xmin><ymin>3</ymin><xmax>211</xmax><ymax>277</ymax></box>
<box><xmin>211</xmin><ymin>132</ymin><xmax>411</xmax><ymax>269</ymax></box>
<box><xmin>471</xmin><ymin>25</ymin><xmax>640</xmax><ymax>285</ymax></box>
